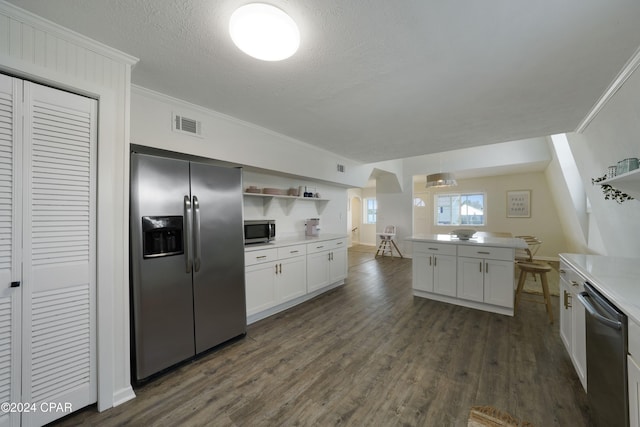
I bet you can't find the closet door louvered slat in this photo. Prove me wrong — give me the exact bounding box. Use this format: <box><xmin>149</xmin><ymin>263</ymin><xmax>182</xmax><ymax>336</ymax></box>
<box><xmin>0</xmin><ymin>74</ymin><xmax>20</xmax><ymax>427</ymax></box>
<box><xmin>22</xmin><ymin>81</ymin><xmax>97</xmax><ymax>427</ymax></box>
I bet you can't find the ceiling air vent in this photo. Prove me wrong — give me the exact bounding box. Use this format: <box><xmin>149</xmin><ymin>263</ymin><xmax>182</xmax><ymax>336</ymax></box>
<box><xmin>173</xmin><ymin>114</ymin><xmax>202</xmax><ymax>137</ymax></box>
<box><xmin>337</xmin><ymin>163</ymin><xmax>345</xmax><ymax>173</ymax></box>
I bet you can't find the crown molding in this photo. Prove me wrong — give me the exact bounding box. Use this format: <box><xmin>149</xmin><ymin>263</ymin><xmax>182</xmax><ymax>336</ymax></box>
<box><xmin>0</xmin><ymin>0</ymin><xmax>139</xmax><ymax>66</ymax></box>
<box><xmin>575</xmin><ymin>45</ymin><xmax>640</xmax><ymax>133</ymax></box>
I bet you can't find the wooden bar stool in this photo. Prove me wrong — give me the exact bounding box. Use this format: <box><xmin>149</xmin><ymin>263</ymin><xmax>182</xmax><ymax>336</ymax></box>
<box><xmin>514</xmin><ymin>261</ymin><xmax>553</xmax><ymax>323</ymax></box>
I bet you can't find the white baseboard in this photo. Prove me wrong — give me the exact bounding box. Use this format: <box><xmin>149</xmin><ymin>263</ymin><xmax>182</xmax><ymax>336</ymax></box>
<box><xmin>112</xmin><ymin>386</ymin><xmax>136</xmax><ymax>408</ymax></box>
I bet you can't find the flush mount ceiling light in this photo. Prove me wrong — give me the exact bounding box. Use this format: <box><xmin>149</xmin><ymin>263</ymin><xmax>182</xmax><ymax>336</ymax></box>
<box><xmin>426</xmin><ymin>172</ymin><xmax>458</xmax><ymax>188</ymax></box>
<box><xmin>229</xmin><ymin>3</ymin><xmax>300</xmax><ymax>61</ymax></box>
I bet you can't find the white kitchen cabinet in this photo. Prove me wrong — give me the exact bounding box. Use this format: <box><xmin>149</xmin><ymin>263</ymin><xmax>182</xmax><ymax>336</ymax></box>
<box><xmin>413</xmin><ymin>243</ymin><xmax>457</xmax><ymax>296</ymax></box>
<box><xmin>245</xmin><ymin>245</ymin><xmax>307</xmax><ymax>316</ymax></box>
<box><xmin>559</xmin><ymin>279</ymin><xmax>572</xmax><ymax>353</ymax></box>
<box><xmin>559</xmin><ymin>260</ymin><xmax>587</xmax><ymax>391</ymax></box>
<box><xmin>0</xmin><ymin>74</ymin><xmax>97</xmax><ymax>426</ymax></box>
<box><xmin>629</xmin><ymin>320</ymin><xmax>640</xmax><ymax>427</ymax></box>
<box><xmin>457</xmin><ymin>246</ymin><xmax>515</xmax><ymax>309</ymax></box>
<box><xmin>277</xmin><ymin>245</ymin><xmax>307</xmax><ymax>302</ymax></box>
<box><xmin>245</xmin><ymin>237</ymin><xmax>347</xmax><ymax>324</ymax></box>
<box><xmin>306</xmin><ymin>239</ymin><xmax>347</xmax><ymax>293</ymax></box>
<box><xmin>629</xmin><ymin>355</ymin><xmax>640</xmax><ymax>427</ymax></box>
<box><xmin>245</xmin><ymin>261</ymin><xmax>278</xmax><ymax>316</ymax></box>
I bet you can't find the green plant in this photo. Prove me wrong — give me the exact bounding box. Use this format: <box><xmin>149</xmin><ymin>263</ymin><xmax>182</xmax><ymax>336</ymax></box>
<box><xmin>592</xmin><ymin>175</ymin><xmax>634</xmax><ymax>203</ymax></box>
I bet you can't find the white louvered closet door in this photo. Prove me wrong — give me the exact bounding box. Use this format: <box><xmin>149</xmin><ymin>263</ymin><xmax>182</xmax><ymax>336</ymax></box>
<box><xmin>0</xmin><ymin>73</ymin><xmax>22</xmax><ymax>427</ymax></box>
<box><xmin>21</xmin><ymin>82</ymin><xmax>97</xmax><ymax>427</ymax></box>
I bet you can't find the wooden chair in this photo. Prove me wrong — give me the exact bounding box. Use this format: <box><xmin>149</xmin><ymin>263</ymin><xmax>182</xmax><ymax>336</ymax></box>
<box><xmin>515</xmin><ymin>235</ymin><xmax>542</xmax><ymax>281</ymax></box>
<box><xmin>515</xmin><ymin>235</ymin><xmax>542</xmax><ymax>262</ymax></box>
<box><xmin>514</xmin><ymin>261</ymin><xmax>553</xmax><ymax>323</ymax></box>
<box><xmin>375</xmin><ymin>225</ymin><xmax>403</xmax><ymax>258</ymax></box>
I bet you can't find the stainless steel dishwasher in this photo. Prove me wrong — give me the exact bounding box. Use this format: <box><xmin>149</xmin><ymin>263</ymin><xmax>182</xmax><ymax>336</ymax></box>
<box><xmin>578</xmin><ymin>282</ymin><xmax>628</xmax><ymax>427</ymax></box>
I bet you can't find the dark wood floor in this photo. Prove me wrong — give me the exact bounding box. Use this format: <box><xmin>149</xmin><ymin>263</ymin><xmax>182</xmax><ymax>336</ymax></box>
<box><xmin>53</xmin><ymin>248</ymin><xmax>591</xmax><ymax>426</ymax></box>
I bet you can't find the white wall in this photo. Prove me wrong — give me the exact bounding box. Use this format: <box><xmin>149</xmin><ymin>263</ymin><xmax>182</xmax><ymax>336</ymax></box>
<box><xmin>566</xmin><ymin>53</ymin><xmax>640</xmax><ymax>256</ymax></box>
<box><xmin>0</xmin><ymin>1</ymin><xmax>137</xmax><ymax>410</ymax></box>
<box><xmin>131</xmin><ymin>86</ymin><xmax>406</xmax><ymax>189</ymax></box>
<box><xmin>545</xmin><ymin>136</ymin><xmax>590</xmax><ymax>253</ymax></box>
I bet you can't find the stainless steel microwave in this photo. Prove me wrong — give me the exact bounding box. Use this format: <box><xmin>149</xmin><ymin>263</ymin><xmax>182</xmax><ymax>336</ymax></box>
<box><xmin>244</xmin><ymin>220</ymin><xmax>276</xmax><ymax>244</ymax></box>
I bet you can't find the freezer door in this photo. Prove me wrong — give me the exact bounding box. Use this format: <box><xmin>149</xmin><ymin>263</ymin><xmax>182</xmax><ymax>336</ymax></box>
<box><xmin>190</xmin><ymin>162</ymin><xmax>246</xmax><ymax>353</ymax></box>
<box><xmin>130</xmin><ymin>153</ymin><xmax>195</xmax><ymax>381</ymax></box>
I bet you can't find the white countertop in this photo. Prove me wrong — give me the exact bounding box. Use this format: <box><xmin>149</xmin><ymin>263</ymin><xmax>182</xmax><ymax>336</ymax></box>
<box><xmin>407</xmin><ymin>234</ymin><xmax>527</xmax><ymax>249</ymax></box>
<box><xmin>560</xmin><ymin>253</ymin><xmax>640</xmax><ymax>325</ymax></box>
<box><xmin>245</xmin><ymin>233</ymin><xmax>348</xmax><ymax>252</ymax></box>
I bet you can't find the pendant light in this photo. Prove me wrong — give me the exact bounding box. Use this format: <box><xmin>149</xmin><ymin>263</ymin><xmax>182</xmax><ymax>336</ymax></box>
<box><xmin>229</xmin><ymin>3</ymin><xmax>300</xmax><ymax>61</ymax></box>
<box><xmin>425</xmin><ymin>172</ymin><xmax>457</xmax><ymax>188</ymax></box>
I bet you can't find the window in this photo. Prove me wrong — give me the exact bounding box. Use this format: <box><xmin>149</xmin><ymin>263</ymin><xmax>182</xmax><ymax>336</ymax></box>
<box><xmin>435</xmin><ymin>193</ymin><xmax>485</xmax><ymax>226</ymax></box>
<box><xmin>363</xmin><ymin>198</ymin><xmax>377</xmax><ymax>224</ymax></box>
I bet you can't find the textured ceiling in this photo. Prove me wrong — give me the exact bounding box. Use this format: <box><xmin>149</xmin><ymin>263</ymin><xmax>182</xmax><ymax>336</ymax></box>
<box><xmin>8</xmin><ymin>0</ymin><xmax>640</xmax><ymax>163</ymax></box>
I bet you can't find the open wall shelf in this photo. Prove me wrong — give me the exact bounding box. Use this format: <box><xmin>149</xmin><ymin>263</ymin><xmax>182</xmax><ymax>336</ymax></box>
<box><xmin>243</xmin><ymin>193</ymin><xmax>329</xmax><ymax>215</ymax></box>
<box><xmin>600</xmin><ymin>169</ymin><xmax>640</xmax><ymax>200</ymax></box>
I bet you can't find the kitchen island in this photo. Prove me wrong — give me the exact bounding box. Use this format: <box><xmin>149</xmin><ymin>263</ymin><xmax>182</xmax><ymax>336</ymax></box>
<box><xmin>407</xmin><ymin>234</ymin><xmax>528</xmax><ymax>316</ymax></box>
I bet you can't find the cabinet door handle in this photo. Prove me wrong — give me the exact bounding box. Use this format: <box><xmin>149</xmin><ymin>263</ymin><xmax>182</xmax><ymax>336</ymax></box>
<box><xmin>336</xmin><ymin>241</ymin><xmax>343</xmax><ymax>245</ymax></box>
<box><xmin>279</xmin><ymin>263</ymin><xmax>282</xmax><ymax>274</ymax></box>
<box><xmin>275</xmin><ymin>264</ymin><xmax>278</xmax><ymax>274</ymax></box>
<box><xmin>571</xmin><ymin>280</ymin><xmax>579</xmax><ymax>287</ymax></box>
<box><xmin>564</xmin><ymin>290</ymin><xmax>572</xmax><ymax>309</ymax></box>
<box><xmin>434</xmin><ymin>256</ymin><xmax>437</xmax><ymax>267</ymax></box>
<box><xmin>256</xmin><ymin>255</ymin><xmax>267</xmax><ymax>260</ymax></box>
<box><xmin>559</xmin><ymin>269</ymin><xmax>566</xmax><ymax>275</ymax></box>
<box><xmin>428</xmin><ymin>247</ymin><xmax>439</xmax><ymax>251</ymax></box>
<box><xmin>479</xmin><ymin>262</ymin><xmax>483</xmax><ymax>272</ymax></box>
<box><xmin>290</xmin><ymin>250</ymin><xmax>299</xmax><ymax>254</ymax></box>
<box><xmin>485</xmin><ymin>262</ymin><xmax>488</xmax><ymax>273</ymax></box>
<box><xmin>316</xmin><ymin>245</ymin><xmax>324</xmax><ymax>249</ymax></box>
<box><xmin>477</xmin><ymin>251</ymin><xmax>491</xmax><ymax>255</ymax></box>
<box><xmin>429</xmin><ymin>256</ymin><xmax>432</xmax><ymax>266</ymax></box>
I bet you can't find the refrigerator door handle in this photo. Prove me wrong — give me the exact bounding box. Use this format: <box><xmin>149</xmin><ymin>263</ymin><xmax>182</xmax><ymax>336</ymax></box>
<box><xmin>193</xmin><ymin>195</ymin><xmax>202</xmax><ymax>272</ymax></box>
<box><xmin>184</xmin><ymin>195</ymin><xmax>193</xmax><ymax>273</ymax></box>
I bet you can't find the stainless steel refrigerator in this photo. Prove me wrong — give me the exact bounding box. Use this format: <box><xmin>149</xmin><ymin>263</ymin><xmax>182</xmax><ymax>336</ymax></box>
<box><xmin>130</xmin><ymin>152</ymin><xmax>246</xmax><ymax>382</ymax></box>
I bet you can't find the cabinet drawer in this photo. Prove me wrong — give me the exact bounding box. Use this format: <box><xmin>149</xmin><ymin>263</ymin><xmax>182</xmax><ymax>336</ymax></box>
<box><xmin>307</xmin><ymin>239</ymin><xmax>344</xmax><ymax>254</ymax></box>
<box><xmin>330</xmin><ymin>238</ymin><xmax>347</xmax><ymax>250</ymax></box>
<box><xmin>559</xmin><ymin>261</ymin><xmax>585</xmax><ymax>289</ymax></box>
<box><xmin>245</xmin><ymin>248</ymin><xmax>278</xmax><ymax>266</ymax></box>
<box><xmin>413</xmin><ymin>242</ymin><xmax>456</xmax><ymax>256</ymax></box>
<box><xmin>630</xmin><ymin>321</ymin><xmax>640</xmax><ymax>361</ymax></box>
<box><xmin>457</xmin><ymin>245</ymin><xmax>513</xmax><ymax>261</ymax></box>
<box><xmin>278</xmin><ymin>244</ymin><xmax>307</xmax><ymax>259</ymax></box>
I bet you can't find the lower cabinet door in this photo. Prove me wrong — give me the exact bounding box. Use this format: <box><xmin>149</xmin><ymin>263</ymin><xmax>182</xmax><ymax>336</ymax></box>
<box><xmin>307</xmin><ymin>251</ymin><xmax>330</xmax><ymax>292</ymax></box>
<box><xmin>483</xmin><ymin>259</ymin><xmax>514</xmax><ymax>308</ymax></box>
<box><xmin>572</xmin><ymin>285</ymin><xmax>587</xmax><ymax>391</ymax></box>
<box><xmin>559</xmin><ymin>280</ymin><xmax>573</xmax><ymax>354</ymax></box>
<box><xmin>278</xmin><ymin>256</ymin><xmax>307</xmax><ymax>303</ymax></box>
<box><xmin>433</xmin><ymin>254</ymin><xmax>457</xmax><ymax>297</ymax></box>
<box><xmin>629</xmin><ymin>355</ymin><xmax>640</xmax><ymax>427</ymax></box>
<box><xmin>413</xmin><ymin>253</ymin><xmax>434</xmax><ymax>292</ymax></box>
<box><xmin>245</xmin><ymin>262</ymin><xmax>277</xmax><ymax>316</ymax></box>
<box><xmin>457</xmin><ymin>257</ymin><xmax>484</xmax><ymax>302</ymax></box>
<box><xmin>329</xmin><ymin>247</ymin><xmax>347</xmax><ymax>283</ymax></box>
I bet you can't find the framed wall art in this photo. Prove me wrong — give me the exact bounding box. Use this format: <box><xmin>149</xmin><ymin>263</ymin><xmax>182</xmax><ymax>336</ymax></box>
<box><xmin>506</xmin><ymin>190</ymin><xmax>531</xmax><ymax>218</ymax></box>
